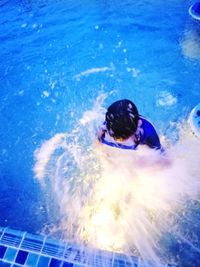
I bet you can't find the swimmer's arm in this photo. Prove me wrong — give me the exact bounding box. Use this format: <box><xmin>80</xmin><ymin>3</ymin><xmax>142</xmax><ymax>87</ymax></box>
<box><xmin>145</xmin><ymin>134</ymin><xmax>162</xmax><ymax>150</ymax></box>
<box><xmin>141</xmin><ymin>118</ymin><xmax>162</xmax><ymax>150</ymax></box>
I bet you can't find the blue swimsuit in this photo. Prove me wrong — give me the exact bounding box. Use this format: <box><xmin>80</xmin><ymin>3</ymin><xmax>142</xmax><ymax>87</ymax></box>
<box><xmin>99</xmin><ymin>117</ymin><xmax>161</xmax><ymax>150</ymax></box>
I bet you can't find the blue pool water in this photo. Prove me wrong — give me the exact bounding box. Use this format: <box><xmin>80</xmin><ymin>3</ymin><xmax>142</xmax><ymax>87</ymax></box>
<box><xmin>0</xmin><ymin>0</ymin><xmax>200</xmax><ymax>266</ymax></box>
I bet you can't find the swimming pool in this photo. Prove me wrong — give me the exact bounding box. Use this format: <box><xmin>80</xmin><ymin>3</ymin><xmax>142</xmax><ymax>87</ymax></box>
<box><xmin>0</xmin><ymin>0</ymin><xmax>200</xmax><ymax>266</ymax></box>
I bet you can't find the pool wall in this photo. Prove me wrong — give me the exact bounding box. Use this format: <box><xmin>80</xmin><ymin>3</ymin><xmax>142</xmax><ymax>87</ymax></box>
<box><xmin>0</xmin><ymin>227</ymin><xmax>175</xmax><ymax>267</ymax></box>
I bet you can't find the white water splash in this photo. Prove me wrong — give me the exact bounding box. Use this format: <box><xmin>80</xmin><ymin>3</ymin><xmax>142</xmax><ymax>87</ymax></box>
<box><xmin>34</xmin><ymin>98</ymin><xmax>200</xmax><ymax>266</ymax></box>
<box><xmin>34</xmin><ymin>133</ymin><xmax>67</xmax><ymax>180</ymax></box>
<box><xmin>80</xmin><ymin>93</ymin><xmax>106</xmax><ymax>126</ymax></box>
<box><xmin>181</xmin><ymin>30</ymin><xmax>200</xmax><ymax>60</ymax></box>
<box><xmin>74</xmin><ymin>65</ymin><xmax>114</xmax><ymax>81</ymax></box>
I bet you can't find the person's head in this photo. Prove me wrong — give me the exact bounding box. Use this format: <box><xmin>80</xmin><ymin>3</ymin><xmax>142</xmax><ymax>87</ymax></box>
<box><xmin>105</xmin><ymin>99</ymin><xmax>139</xmax><ymax>140</ymax></box>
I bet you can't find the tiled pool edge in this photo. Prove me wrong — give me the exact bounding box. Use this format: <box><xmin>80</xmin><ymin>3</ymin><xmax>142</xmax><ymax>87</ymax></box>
<box><xmin>0</xmin><ymin>227</ymin><xmax>175</xmax><ymax>267</ymax></box>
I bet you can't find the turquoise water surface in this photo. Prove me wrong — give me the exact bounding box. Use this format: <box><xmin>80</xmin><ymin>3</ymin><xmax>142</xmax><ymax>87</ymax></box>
<box><xmin>0</xmin><ymin>1</ymin><xmax>200</xmax><ymax>266</ymax></box>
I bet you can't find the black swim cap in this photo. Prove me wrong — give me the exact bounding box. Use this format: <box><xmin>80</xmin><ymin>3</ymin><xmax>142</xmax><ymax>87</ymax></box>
<box><xmin>106</xmin><ymin>99</ymin><xmax>139</xmax><ymax>140</ymax></box>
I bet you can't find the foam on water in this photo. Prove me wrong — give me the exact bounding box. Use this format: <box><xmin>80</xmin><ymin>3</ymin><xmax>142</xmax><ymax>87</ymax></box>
<box><xmin>34</xmin><ymin>95</ymin><xmax>200</xmax><ymax>266</ymax></box>
<box><xmin>156</xmin><ymin>91</ymin><xmax>177</xmax><ymax>107</ymax></box>
<box><xmin>181</xmin><ymin>29</ymin><xmax>200</xmax><ymax>60</ymax></box>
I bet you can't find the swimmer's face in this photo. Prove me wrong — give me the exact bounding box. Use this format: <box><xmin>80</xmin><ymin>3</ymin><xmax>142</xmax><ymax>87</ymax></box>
<box><xmin>114</xmin><ymin>134</ymin><xmax>133</xmax><ymax>142</ymax></box>
<box><xmin>114</xmin><ymin>137</ymin><xmax>125</xmax><ymax>142</ymax></box>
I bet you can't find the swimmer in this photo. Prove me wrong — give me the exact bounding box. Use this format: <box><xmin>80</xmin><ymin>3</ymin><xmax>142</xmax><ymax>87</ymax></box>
<box><xmin>97</xmin><ymin>99</ymin><xmax>170</xmax><ymax>168</ymax></box>
<box><xmin>97</xmin><ymin>99</ymin><xmax>162</xmax><ymax>151</ymax></box>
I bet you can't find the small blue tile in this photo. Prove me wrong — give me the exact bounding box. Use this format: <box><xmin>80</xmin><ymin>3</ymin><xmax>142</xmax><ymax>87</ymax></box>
<box><xmin>0</xmin><ymin>246</ymin><xmax>7</xmax><ymax>259</ymax></box>
<box><xmin>26</xmin><ymin>253</ymin><xmax>39</xmax><ymax>266</ymax></box>
<box><xmin>62</xmin><ymin>262</ymin><xmax>74</xmax><ymax>267</ymax></box>
<box><xmin>0</xmin><ymin>261</ymin><xmax>11</xmax><ymax>267</ymax></box>
<box><xmin>4</xmin><ymin>247</ymin><xmax>17</xmax><ymax>262</ymax></box>
<box><xmin>113</xmin><ymin>259</ymin><xmax>126</xmax><ymax>267</ymax></box>
<box><xmin>15</xmin><ymin>250</ymin><xmax>28</xmax><ymax>265</ymax></box>
<box><xmin>37</xmin><ymin>256</ymin><xmax>50</xmax><ymax>267</ymax></box>
<box><xmin>49</xmin><ymin>258</ymin><xmax>62</xmax><ymax>267</ymax></box>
